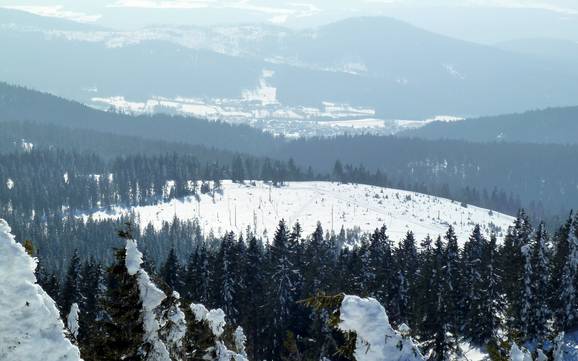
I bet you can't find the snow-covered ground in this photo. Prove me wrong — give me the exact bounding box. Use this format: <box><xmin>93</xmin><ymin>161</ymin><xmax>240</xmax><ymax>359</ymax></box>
<box><xmin>0</xmin><ymin>219</ymin><xmax>81</xmax><ymax>361</ymax></box>
<box><xmin>86</xmin><ymin>181</ymin><xmax>514</xmax><ymax>244</ymax></box>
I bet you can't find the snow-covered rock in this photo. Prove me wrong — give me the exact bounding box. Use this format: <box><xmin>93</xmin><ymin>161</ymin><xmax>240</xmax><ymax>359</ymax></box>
<box><xmin>87</xmin><ymin>181</ymin><xmax>514</xmax><ymax>245</ymax></box>
<box><xmin>0</xmin><ymin>219</ymin><xmax>82</xmax><ymax>361</ymax></box>
<box><xmin>338</xmin><ymin>295</ymin><xmax>423</xmax><ymax>361</ymax></box>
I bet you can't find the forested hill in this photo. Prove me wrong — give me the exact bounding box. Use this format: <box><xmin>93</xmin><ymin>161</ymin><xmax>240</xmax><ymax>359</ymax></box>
<box><xmin>2</xmin><ymin>82</ymin><xmax>578</xmax><ymax>216</ymax></box>
<box><xmin>0</xmin><ymin>120</ymin><xmax>251</xmax><ymax>160</ymax></box>
<box><xmin>401</xmin><ymin>106</ymin><xmax>578</xmax><ymax>144</ymax></box>
<box><xmin>0</xmin><ymin>82</ymin><xmax>280</xmax><ymax>155</ymax></box>
<box><xmin>274</xmin><ymin>135</ymin><xmax>578</xmax><ymax>216</ymax></box>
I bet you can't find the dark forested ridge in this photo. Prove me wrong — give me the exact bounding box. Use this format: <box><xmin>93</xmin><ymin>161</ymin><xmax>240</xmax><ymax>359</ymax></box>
<box><xmin>0</xmin><ymin>82</ymin><xmax>280</xmax><ymax>155</ymax></box>
<box><xmin>0</xmin><ymin>120</ymin><xmax>258</xmax><ymax>160</ymax></box>
<box><xmin>401</xmin><ymin>106</ymin><xmax>578</xmax><ymax>144</ymax></box>
<box><xmin>275</xmin><ymin>135</ymin><xmax>578</xmax><ymax>217</ymax></box>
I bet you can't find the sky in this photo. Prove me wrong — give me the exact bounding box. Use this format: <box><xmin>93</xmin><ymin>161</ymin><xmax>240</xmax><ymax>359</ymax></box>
<box><xmin>2</xmin><ymin>0</ymin><xmax>578</xmax><ymax>43</ymax></box>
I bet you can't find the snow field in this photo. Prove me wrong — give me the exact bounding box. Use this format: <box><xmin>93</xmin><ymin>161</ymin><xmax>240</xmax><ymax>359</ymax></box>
<box><xmin>88</xmin><ymin>181</ymin><xmax>515</xmax><ymax>245</ymax></box>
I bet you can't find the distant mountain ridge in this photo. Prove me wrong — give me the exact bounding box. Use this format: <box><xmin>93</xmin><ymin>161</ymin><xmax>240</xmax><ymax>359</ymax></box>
<box><xmin>401</xmin><ymin>106</ymin><xmax>578</xmax><ymax>144</ymax></box>
<box><xmin>1</xmin><ymin>9</ymin><xmax>578</xmax><ymax>119</ymax></box>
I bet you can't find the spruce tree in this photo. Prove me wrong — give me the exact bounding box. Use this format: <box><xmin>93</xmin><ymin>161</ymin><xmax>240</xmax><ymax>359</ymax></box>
<box><xmin>78</xmin><ymin>259</ymin><xmax>104</xmax><ymax>351</ymax></box>
<box><xmin>557</xmin><ymin>214</ymin><xmax>578</xmax><ymax>331</ymax></box>
<box><xmin>62</xmin><ymin>249</ymin><xmax>83</xmax><ymax>315</ymax></box>
<box><xmin>462</xmin><ymin>225</ymin><xmax>487</xmax><ymax>342</ymax></box>
<box><xmin>502</xmin><ymin>210</ymin><xmax>533</xmax><ymax>337</ymax></box>
<box><xmin>184</xmin><ymin>242</ymin><xmax>211</xmax><ymax>305</ymax></box>
<box><xmin>302</xmin><ymin>222</ymin><xmax>329</xmax><ymax>297</ymax></box>
<box><xmin>520</xmin><ymin>239</ymin><xmax>533</xmax><ymax>340</ymax></box>
<box><xmin>398</xmin><ymin>231</ymin><xmax>419</xmax><ymax>326</ymax></box>
<box><xmin>444</xmin><ymin>226</ymin><xmax>463</xmax><ymax>334</ymax></box>
<box><xmin>95</xmin><ymin>247</ymin><xmax>144</xmax><ymax>361</ymax></box>
<box><xmin>266</xmin><ymin>220</ymin><xmax>297</xmax><ymax>359</ymax></box>
<box><xmin>160</xmin><ymin>247</ymin><xmax>182</xmax><ymax>294</ymax></box>
<box><xmin>528</xmin><ymin>223</ymin><xmax>550</xmax><ymax>344</ymax></box>
<box><xmin>415</xmin><ymin>235</ymin><xmax>435</xmax><ymax>338</ymax></box>
<box><xmin>215</xmin><ymin>232</ymin><xmax>239</xmax><ymax>323</ymax></box>
<box><xmin>478</xmin><ymin>234</ymin><xmax>503</xmax><ymax>345</ymax></box>
<box><xmin>242</xmin><ymin>236</ymin><xmax>266</xmax><ymax>360</ymax></box>
<box><xmin>429</xmin><ymin>236</ymin><xmax>455</xmax><ymax>361</ymax></box>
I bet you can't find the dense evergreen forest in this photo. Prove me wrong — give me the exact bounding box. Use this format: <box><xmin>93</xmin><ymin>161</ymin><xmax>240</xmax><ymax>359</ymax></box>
<box><xmin>1</xmin><ymin>145</ymin><xmax>529</xmax><ymax>273</ymax></box>
<box><xmin>402</xmin><ymin>106</ymin><xmax>578</xmax><ymax>145</ymax></box>
<box><xmin>32</xmin><ymin>211</ymin><xmax>578</xmax><ymax>361</ymax></box>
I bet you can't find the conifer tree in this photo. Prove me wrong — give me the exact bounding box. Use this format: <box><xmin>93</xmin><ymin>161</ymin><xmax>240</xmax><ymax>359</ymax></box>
<box><xmin>463</xmin><ymin>225</ymin><xmax>487</xmax><ymax>342</ymax></box>
<box><xmin>62</xmin><ymin>249</ymin><xmax>83</xmax><ymax>315</ymax></box>
<box><xmin>502</xmin><ymin>210</ymin><xmax>533</xmax><ymax>337</ymax></box>
<box><xmin>184</xmin><ymin>242</ymin><xmax>211</xmax><ymax>305</ymax></box>
<box><xmin>242</xmin><ymin>236</ymin><xmax>266</xmax><ymax>360</ymax></box>
<box><xmin>520</xmin><ymin>239</ymin><xmax>533</xmax><ymax>340</ymax></box>
<box><xmin>302</xmin><ymin>222</ymin><xmax>330</xmax><ymax>297</ymax></box>
<box><xmin>527</xmin><ymin>223</ymin><xmax>551</xmax><ymax>344</ymax></box>
<box><xmin>78</xmin><ymin>259</ymin><xmax>104</xmax><ymax>351</ymax></box>
<box><xmin>232</xmin><ymin>156</ymin><xmax>245</xmax><ymax>184</ymax></box>
<box><xmin>444</xmin><ymin>226</ymin><xmax>463</xmax><ymax>333</ymax></box>
<box><xmin>478</xmin><ymin>234</ymin><xmax>503</xmax><ymax>345</ymax></box>
<box><xmin>95</xmin><ymin>247</ymin><xmax>144</xmax><ymax>361</ymax></box>
<box><xmin>266</xmin><ymin>220</ymin><xmax>298</xmax><ymax>359</ymax></box>
<box><xmin>428</xmin><ymin>236</ymin><xmax>456</xmax><ymax>361</ymax></box>
<box><xmin>158</xmin><ymin>292</ymin><xmax>187</xmax><ymax>361</ymax></box>
<box><xmin>160</xmin><ymin>247</ymin><xmax>182</xmax><ymax>294</ymax></box>
<box><xmin>215</xmin><ymin>232</ymin><xmax>239</xmax><ymax>323</ymax></box>
<box><xmin>557</xmin><ymin>214</ymin><xmax>578</xmax><ymax>331</ymax></box>
<box><xmin>398</xmin><ymin>231</ymin><xmax>419</xmax><ymax>326</ymax></box>
<box><xmin>415</xmin><ymin>235</ymin><xmax>435</xmax><ymax>337</ymax></box>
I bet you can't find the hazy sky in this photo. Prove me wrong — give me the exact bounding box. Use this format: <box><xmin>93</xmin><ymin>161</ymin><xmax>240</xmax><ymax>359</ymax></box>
<box><xmin>2</xmin><ymin>0</ymin><xmax>578</xmax><ymax>43</ymax></box>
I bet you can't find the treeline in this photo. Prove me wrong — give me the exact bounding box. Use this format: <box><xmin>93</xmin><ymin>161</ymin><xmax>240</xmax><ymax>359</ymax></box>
<box><xmin>277</xmin><ymin>135</ymin><xmax>578</xmax><ymax>217</ymax></box>
<box><xmin>331</xmin><ymin>160</ymin><xmax>523</xmax><ymax>216</ymax></box>
<box><xmin>1</xmin><ymin>147</ymin><xmax>523</xmax><ymax>223</ymax></box>
<box><xmin>37</xmin><ymin>211</ymin><xmax>578</xmax><ymax>360</ymax></box>
<box><xmin>0</xmin><ymin>148</ymin><xmax>306</xmax><ymax>217</ymax></box>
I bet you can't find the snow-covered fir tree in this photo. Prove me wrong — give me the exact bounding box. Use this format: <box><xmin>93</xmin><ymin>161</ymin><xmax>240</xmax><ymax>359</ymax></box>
<box><xmin>215</xmin><ymin>232</ymin><xmax>239</xmax><ymax>324</ymax></box>
<box><xmin>158</xmin><ymin>292</ymin><xmax>187</xmax><ymax>361</ymax></box>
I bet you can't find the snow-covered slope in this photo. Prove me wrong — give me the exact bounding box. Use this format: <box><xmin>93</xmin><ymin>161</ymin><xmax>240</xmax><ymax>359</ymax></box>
<box><xmin>0</xmin><ymin>219</ymin><xmax>82</xmax><ymax>361</ymax></box>
<box><xmin>88</xmin><ymin>181</ymin><xmax>514</xmax><ymax>244</ymax></box>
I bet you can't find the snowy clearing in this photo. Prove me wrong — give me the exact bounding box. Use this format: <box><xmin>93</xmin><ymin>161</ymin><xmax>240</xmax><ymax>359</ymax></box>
<box><xmin>86</xmin><ymin>181</ymin><xmax>514</xmax><ymax>244</ymax></box>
